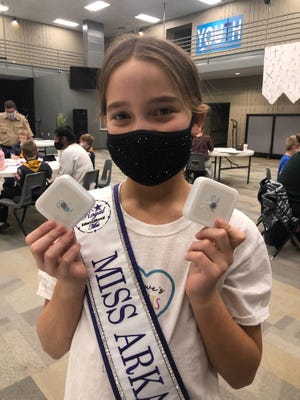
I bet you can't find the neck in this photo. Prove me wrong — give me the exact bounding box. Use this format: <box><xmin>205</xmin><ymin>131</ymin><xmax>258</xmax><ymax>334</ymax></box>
<box><xmin>119</xmin><ymin>173</ymin><xmax>191</xmax><ymax>224</ymax></box>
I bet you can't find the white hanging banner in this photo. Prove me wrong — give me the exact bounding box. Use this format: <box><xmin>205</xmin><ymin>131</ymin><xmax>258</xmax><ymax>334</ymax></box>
<box><xmin>262</xmin><ymin>42</ymin><xmax>300</xmax><ymax>104</ymax></box>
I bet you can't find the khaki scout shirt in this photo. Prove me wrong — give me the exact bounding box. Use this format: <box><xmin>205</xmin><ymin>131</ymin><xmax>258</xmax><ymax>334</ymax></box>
<box><xmin>0</xmin><ymin>112</ymin><xmax>33</xmax><ymax>147</ymax></box>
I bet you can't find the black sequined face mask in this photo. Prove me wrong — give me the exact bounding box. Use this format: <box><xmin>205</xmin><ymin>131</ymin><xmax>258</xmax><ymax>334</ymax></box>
<box><xmin>106</xmin><ymin>124</ymin><xmax>192</xmax><ymax>186</ymax></box>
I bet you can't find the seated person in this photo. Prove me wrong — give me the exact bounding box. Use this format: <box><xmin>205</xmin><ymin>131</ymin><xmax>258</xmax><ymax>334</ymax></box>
<box><xmin>3</xmin><ymin>130</ymin><xmax>34</xmax><ymax>191</ymax></box>
<box><xmin>278</xmin><ymin>135</ymin><xmax>300</xmax><ymax>220</ymax></box>
<box><xmin>190</xmin><ymin>104</ymin><xmax>214</xmax><ymax>176</ymax></box>
<box><xmin>54</xmin><ymin>126</ymin><xmax>93</xmax><ymax>185</ymax></box>
<box><xmin>80</xmin><ymin>133</ymin><xmax>96</xmax><ymax>168</ymax></box>
<box><xmin>277</xmin><ymin>134</ymin><xmax>300</xmax><ymax>179</ymax></box>
<box><xmin>0</xmin><ymin>99</ymin><xmax>33</xmax><ymax>158</ymax></box>
<box><xmin>10</xmin><ymin>129</ymin><xmax>34</xmax><ymax>158</ymax></box>
<box><xmin>0</xmin><ymin>140</ymin><xmax>52</xmax><ymax>232</ymax></box>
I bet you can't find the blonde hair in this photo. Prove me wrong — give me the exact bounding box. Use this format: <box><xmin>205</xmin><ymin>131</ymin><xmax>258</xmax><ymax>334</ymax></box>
<box><xmin>98</xmin><ymin>34</ymin><xmax>205</xmax><ymax>118</ymax></box>
<box><xmin>80</xmin><ymin>133</ymin><xmax>95</xmax><ymax>146</ymax></box>
<box><xmin>18</xmin><ymin>130</ymin><xmax>31</xmax><ymax>139</ymax></box>
<box><xmin>285</xmin><ymin>134</ymin><xmax>300</xmax><ymax>151</ymax></box>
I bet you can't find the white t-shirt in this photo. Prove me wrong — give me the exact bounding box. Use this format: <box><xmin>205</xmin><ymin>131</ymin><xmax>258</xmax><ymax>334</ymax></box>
<box><xmin>58</xmin><ymin>143</ymin><xmax>93</xmax><ymax>185</ymax></box>
<box><xmin>37</xmin><ymin>199</ymin><xmax>272</xmax><ymax>400</ymax></box>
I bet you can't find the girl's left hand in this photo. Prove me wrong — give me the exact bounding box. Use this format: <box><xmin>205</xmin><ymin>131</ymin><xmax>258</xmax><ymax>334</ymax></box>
<box><xmin>185</xmin><ymin>218</ymin><xmax>246</xmax><ymax>300</ymax></box>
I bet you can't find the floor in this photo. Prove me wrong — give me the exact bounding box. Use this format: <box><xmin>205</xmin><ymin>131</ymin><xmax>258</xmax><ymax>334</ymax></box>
<box><xmin>0</xmin><ymin>151</ymin><xmax>299</xmax><ymax>400</ymax></box>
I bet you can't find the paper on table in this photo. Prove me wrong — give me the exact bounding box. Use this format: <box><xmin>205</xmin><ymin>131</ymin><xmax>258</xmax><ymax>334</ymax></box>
<box><xmin>213</xmin><ymin>148</ymin><xmax>243</xmax><ymax>153</ymax></box>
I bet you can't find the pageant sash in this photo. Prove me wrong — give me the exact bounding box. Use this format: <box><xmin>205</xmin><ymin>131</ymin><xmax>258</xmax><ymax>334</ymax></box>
<box><xmin>75</xmin><ymin>185</ymin><xmax>189</xmax><ymax>400</ymax></box>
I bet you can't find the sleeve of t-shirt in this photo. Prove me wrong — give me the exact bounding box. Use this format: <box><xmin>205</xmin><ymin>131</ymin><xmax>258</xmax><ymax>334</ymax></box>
<box><xmin>219</xmin><ymin>209</ymin><xmax>272</xmax><ymax>326</ymax></box>
<box><xmin>37</xmin><ymin>270</ymin><xmax>57</xmax><ymax>300</ymax></box>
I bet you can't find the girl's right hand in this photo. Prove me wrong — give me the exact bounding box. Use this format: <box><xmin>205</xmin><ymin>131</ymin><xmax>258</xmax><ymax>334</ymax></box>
<box><xmin>26</xmin><ymin>220</ymin><xmax>88</xmax><ymax>285</ymax></box>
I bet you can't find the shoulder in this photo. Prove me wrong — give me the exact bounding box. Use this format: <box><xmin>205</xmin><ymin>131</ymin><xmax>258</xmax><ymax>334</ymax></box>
<box><xmin>16</xmin><ymin>165</ymin><xmax>26</xmax><ymax>179</ymax></box>
<box><xmin>280</xmin><ymin>152</ymin><xmax>300</xmax><ymax>176</ymax></box>
<box><xmin>16</xmin><ymin>113</ymin><xmax>26</xmax><ymax>121</ymax></box>
<box><xmin>230</xmin><ymin>209</ymin><xmax>257</xmax><ymax>233</ymax></box>
<box><xmin>41</xmin><ymin>161</ymin><xmax>51</xmax><ymax>169</ymax></box>
<box><xmin>229</xmin><ymin>210</ymin><xmax>271</xmax><ymax>286</ymax></box>
<box><xmin>75</xmin><ymin>143</ymin><xmax>91</xmax><ymax>157</ymax></box>
<box><xmin>291</xmin><ymin>151</ymin><xmax>300</xmax><ymax>162</ymax></box>
<box><xmin>281</xmin><ymin>154</ymin><xmax>290</xmax><ymax>161</ymax></box>
<box><xmin>230</xmin><ymin>209</ymin><xmax>267</xmax><ymax>255</ymax></box>
<box><xmin>69</xmin><ymin>143</ymin><xmax>83</xmax><ymax>152</ymax></box>
<box><xmin>17</xmin><ymin>164</ymin><xmax>26</xmax><ymax>173</ymax></box>
<box><xmin>62</xmin><ymin>144</ymin><xmax>76</xmax><ymax>154</ymax></box>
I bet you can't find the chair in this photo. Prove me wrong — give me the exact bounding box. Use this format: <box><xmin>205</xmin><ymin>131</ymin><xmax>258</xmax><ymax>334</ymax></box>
<box><xmin>265</xmin><ymin>167</ymin><xmax>272</xmax><ymax>180</ymax></box>
<box><xmin>0</xmin><ymin>171</ymin><xmax>47</xmax><ymax>236</ymax></box>
<box><xmin>83</xmin><ymin>169</ymin><xmax>100</xmax><ymax>190</ymax></box>
<box><xmin>256</xmin><ymin>173</ymin><xmax>300</xmax><ymax>259</ymax></box>
<box><xmin>97</xmin><ymin>159</ymin><xmax>112</xmax><ymax>188</ymax></box>
<box><xmin>184</xmin><ymin>153</ymin><xmax>209</xmax><ymax>184</ymax></box>
<box><xmin>256</xmin><ymin>168</ymin><xmax>272</xmax><ymax>230</ymax></box>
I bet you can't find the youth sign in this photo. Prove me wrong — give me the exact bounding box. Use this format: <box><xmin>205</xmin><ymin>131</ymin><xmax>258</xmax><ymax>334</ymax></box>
<box><xmin>196</xmin><ymin>15</ymin><xmax>243</xmax><ymax>55</ymax></box>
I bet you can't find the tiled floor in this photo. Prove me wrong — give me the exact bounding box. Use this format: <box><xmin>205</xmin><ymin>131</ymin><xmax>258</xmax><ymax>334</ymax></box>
<box><xmin>0</xmin><ymin>151</ymin><xmax>299</xmax><ymax>399</ymax></box>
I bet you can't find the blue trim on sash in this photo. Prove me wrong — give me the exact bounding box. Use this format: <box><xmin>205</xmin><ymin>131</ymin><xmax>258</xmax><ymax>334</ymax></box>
<box><xmin>113</xmin><ymin>184</ymin><xmax>190</xmax><ymax>400</ymax></box>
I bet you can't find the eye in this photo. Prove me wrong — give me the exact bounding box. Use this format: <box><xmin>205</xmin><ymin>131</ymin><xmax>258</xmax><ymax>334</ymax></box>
<box><xmin>156</xmin><ymin>108</ymin><xmax>173</xmax><ymax>116</ymax></box>
<box><xmin>110</xmin><ymin>112</ymin><xmax>130</xmax><ymax>121</ymax></box>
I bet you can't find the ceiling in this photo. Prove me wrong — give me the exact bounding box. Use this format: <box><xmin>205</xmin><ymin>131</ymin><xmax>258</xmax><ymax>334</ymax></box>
<box><xmin>3</xmin><ymin>0</ymin><xmax>238</xmax><ymax>36</ymax></box>
<box><xmin>1</xmin><ymin>0</ymin><xmax>263</xmax><ymax>80</ymax></box>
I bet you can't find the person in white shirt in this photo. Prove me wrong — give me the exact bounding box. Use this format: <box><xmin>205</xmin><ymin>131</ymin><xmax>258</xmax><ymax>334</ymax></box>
<box><xmin>26</xmin><ymin>35</ymin><xmax>272</xmax><ymax>400</ymax></box>
<box><xmin>54</xmin><ymin>126</ymin><xmax>93</xmax><ymax>185</ymax></box>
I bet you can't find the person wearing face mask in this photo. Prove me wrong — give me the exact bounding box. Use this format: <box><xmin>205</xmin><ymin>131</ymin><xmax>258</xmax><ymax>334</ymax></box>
<box><xmin>0</xmin><ymin>140</ymin><xmax>52</xmax><ymax>232</ymax></box>
<box><xmin>54</xmin><ymin>126</ymin><xmax>93</xmax><ymax>186</ymax></box>
<box><xmin>25</xmin><ymin>35</ymin><xmax>271</xmax><ymax>400</ymax></box>
<box><xmin>79</xmin><ymin>133</ymin><xmax>96</xmax><ymax>168</ymax></box>
<box><xmin>0</xmin><ymin>100</ymin><xmax>33</xmax><ymax>158</ymax></box>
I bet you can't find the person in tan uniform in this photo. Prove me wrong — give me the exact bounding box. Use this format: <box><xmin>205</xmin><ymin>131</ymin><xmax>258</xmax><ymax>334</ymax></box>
<box><xmin>0</xmin><ymin>100</ymin><xmax>33</xmax><ymax>158</ymax></box>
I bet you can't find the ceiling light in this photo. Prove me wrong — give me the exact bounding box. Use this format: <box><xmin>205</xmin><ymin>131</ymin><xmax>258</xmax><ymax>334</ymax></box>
<box><xmin>84</xmin><ymin>1</ymin><xmax>110</xmax><ymax>12</ymax></box>
<box><xmin>12</xmin><ymin>17</ymin><xmax>19</xmax><ymax>25</ymax></box>
<box><xmin>53</xmin><ymin>18</ymin><xmax>79</xmax><ymax>28</ymax></box>
<box><xmin>197</xmin><ymin>0</ymin><xmax>221</xmax><ymax>5</ymax></box>
<box><xmin>0</xmin><ymin>5</ymin><xmax>9</xmax><ymax>12</ymax></box>
<box><xmin>235</xmin><ymin>72</ymin><xmax>241</xmax><ymax>75</ymax></box>
<box><xmin>135</xmin><ymin>14</ymin><xmax>160</xmax><ymax>23</ymax></box>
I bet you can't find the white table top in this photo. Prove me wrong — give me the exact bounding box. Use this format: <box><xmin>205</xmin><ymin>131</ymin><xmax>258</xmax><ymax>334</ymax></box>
<box><xmin>0</xmin><ymin>158</ymin><xmax>59</xmax><ymax>178</ymax></box>
<box><xmin>210</xmin><ymin>147</ymin><xmax>254</xmax><ymax>157</ymax></box>
<box><xmin>34</xmin><ymin>139</ymin><xmax>55</xmax><ymax>147</ymax></box>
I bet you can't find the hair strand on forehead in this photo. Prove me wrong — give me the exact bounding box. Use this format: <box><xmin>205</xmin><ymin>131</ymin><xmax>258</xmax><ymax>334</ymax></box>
<box><xmin>98</xmin><ymin>34</ymin><xmax>204</xmax><ymax>118</ymax></box>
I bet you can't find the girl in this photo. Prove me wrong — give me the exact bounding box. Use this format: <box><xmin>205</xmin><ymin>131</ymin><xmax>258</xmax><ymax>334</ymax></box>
<box><xmin>26</xmin><ymin>35</ymin><xmax>271</xmax><ymax>400</ymax></box>
<box><xmin>190</xmin><ymin>105</ymin><xmax>214</xmax><ymax>177</ymax></box>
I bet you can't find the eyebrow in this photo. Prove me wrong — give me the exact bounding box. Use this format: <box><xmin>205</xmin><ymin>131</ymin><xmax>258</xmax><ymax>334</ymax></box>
<box><xmin>106</xmin><ymin>96</ymin><xmax>180</xmax><ymax>113</ymax></box>
<box><xmin>106</xmin><ymin>101</ymin><xmax>128</xmax><ymax>113</ymax></box>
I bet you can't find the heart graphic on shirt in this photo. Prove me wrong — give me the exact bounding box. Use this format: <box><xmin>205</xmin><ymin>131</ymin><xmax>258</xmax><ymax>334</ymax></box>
<box><xmin>139</xmin><ymin>267</ymin><xmax>175</xmax><ymax>318</ymax></box>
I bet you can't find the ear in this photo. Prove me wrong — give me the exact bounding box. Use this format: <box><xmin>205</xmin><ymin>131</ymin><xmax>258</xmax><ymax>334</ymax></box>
<box><xmin>191</xmin><ymin>112</ymin><xmax>206</xmax><ymax>137</ymax></box>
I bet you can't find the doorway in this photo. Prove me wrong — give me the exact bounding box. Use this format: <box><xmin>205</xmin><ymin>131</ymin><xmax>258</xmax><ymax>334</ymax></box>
<box><xmin>204</xmin><ymin>103</ymin><xmax>230</xmax><ymax>147</ymax></box>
